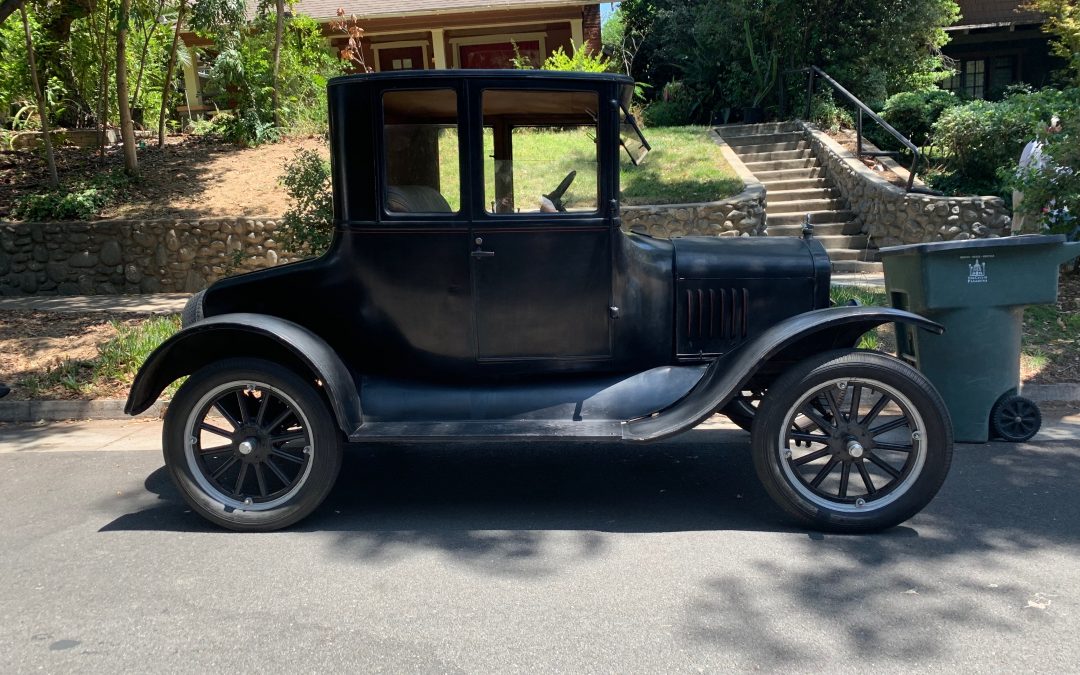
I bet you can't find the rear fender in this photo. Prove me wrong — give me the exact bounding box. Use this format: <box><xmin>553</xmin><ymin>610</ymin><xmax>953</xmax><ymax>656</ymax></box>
<box><xmin>124</xmin><ymin>313</ymin><xmax>362</xmax><ymax>435</ymax></box>
<box><xmin>622</xmin><ymin>306</ymin><xmax>942</xmax><ymax>442</ymax></box>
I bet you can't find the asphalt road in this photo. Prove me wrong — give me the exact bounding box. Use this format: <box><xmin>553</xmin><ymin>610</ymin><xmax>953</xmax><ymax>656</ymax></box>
<box><xmin>1</xmin><ymin>411</ymin><xmax>1079</xmax><ymax>673</ymax></box>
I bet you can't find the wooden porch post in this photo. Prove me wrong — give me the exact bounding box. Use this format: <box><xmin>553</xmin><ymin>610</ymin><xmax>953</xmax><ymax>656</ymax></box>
<box><xmin>431</xmin><ymin>28</ymin><xmax>447</xmax><ymax>69</ymax></box>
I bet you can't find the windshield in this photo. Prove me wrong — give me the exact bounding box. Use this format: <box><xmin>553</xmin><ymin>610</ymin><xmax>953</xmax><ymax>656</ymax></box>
<box><xmin>619</xmin><ymin>102</ymin><xmax>650</xmax><ymax>165</ymax></box>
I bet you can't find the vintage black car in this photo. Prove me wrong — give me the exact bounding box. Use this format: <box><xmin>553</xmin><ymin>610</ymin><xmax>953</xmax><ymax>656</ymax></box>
<box><xmin>126</xmin><ymin>70</ymin><xmax>953</xmax><ymax>533</ymax></box>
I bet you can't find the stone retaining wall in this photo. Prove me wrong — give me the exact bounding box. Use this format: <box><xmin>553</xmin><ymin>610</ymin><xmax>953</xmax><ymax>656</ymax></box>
<box><xmin>620</xmin><ymin>184</ymin><xmax>767</xmax><ymax>238</ymax></box>
<box><xmin>801</xmin><ymin>122</ymin><xmax>1011</xmax><ymax>247</ymax></box>
<box><xmin>0</xmin><ymin>217</ymin><xmax>297</xmax><ymax>296</ymax></box>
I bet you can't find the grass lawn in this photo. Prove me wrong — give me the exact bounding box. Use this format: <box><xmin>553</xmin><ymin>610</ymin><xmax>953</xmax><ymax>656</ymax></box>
<box><xmin>437</xmin><ymin>125</ymin><xmax>742</xmax><ymax>212</ymax></box>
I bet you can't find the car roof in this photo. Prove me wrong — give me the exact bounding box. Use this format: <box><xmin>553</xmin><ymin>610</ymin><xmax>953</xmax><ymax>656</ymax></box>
<box><xmin>328</xmin><ymin>69</ymin><xmax>634</xmax><ymax>88</ymax></box>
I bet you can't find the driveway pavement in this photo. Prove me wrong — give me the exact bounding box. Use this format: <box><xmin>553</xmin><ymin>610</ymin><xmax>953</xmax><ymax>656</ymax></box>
<box><xmin>1</xmin><ymin>411</ymin><xmax>1078</xmax><ymax>672</ymax></box>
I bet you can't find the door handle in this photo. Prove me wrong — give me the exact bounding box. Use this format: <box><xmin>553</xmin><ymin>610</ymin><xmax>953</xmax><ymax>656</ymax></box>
<box><xmin>471</xmin><ymin>249</ymin><xmax>495</xmax><ymax>258</ymax></box>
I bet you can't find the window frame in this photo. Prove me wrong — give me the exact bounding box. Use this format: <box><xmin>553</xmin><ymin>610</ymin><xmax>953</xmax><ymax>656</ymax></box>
<box><xmin>475</xmin><ymin>86</ymin><xmax>606</xmax><ymax>219</ymax></box>
<box><xmin>377</xmin><ymin>85</ymin><xmax>469</xmax><ymax>224</ymax></box>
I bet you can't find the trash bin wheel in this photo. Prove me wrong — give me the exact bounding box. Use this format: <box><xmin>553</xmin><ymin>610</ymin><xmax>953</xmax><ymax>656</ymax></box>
<box><xmin>990</xmin><ymin>394</ymin><xmax>1042</xmax><ymax>443</ymax></box>
<box><xmin>751</xmin><ymin>349</ymin><xmax>953</xmax><ymax>533</ymax></box>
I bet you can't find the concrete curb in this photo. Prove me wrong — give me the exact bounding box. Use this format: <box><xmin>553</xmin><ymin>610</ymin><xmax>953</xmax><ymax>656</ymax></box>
<box><xmin>0</xmin><ymin>385</ymin><xmax>1075</xmax><ymax>423</ymax></box>
<box><xmin>0</xmin><ymin>399</ymin><xmax>167</xmax><ymax>423</ymax></box>
<box><xmin>1022</xmin><ymin>383</ymin><xmax>1080</xmax><ymax>404</ymax></box>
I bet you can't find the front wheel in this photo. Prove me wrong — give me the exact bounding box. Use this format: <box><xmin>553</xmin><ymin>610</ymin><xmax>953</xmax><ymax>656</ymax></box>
<box><xmin>162</xmin><ymin>358</ymin><xmax>342</xmax><ymax>531</ymax></box>
<box><xmin>752</xmin><ymin>350</ymin><xmax>953</xmax><ymax>533</ymax></box>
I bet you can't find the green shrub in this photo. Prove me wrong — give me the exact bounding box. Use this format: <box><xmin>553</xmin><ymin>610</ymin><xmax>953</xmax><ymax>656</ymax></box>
<box><xmin>642</xmin><ymin>81</ymin><xmax>695</xmax><ymax>126</ymax></box>
<box><xmin>810</xmin><ymin>93</ymin><xmax>854</xmax><ymax>132</ymax></box>
<box><xmin>279</xmin><ymin>148</ymin><xmax>333</xmax><ymax>255</ymax></box>
<box><xmin>932</xmin><ymin>88</ymin><xmax>1080</xmax><ymax>184</ymax></box>
<box><xmin>542</xmin><ymin>44</ymin><xmax>612</xmax><ymax>72</ymax></box>
<box><xmin>880</xmin><ymin>89</ymin><xmax>959</xmax><ymax>146</ymax></box>
<box><xmin>10</xmin><ymin>171</ymin><xmax>130</xmax><ymax>220</ymax></box>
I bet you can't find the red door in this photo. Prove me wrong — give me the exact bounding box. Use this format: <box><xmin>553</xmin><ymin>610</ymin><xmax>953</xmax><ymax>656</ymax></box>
<box><xmin>378</xmin><ymin>46</ymin><xmax>426</xmax><ymax>72</ymax></box>
<box><xmin>458</xmin><ymin>40</ymin><xmax>540</xmax><ymax>69</ymax></box>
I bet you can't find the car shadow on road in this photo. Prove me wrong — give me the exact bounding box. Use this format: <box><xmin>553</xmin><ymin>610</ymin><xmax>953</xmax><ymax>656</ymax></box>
<box><xmin>99</xmin><ymin>428</ymin><xmax>796</xmax><ymax>537</ymax></box>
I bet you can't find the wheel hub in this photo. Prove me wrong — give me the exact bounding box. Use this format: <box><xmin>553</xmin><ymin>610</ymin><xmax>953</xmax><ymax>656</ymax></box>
<box><xmin>846</xmin><ymin>439</ymin><xmax>865</xmax><ymax>459</ymax></box>
<box><xmin>238</xmin><ymin>437</ymin><xmax>258</xmax><ymax>456</ymax></box>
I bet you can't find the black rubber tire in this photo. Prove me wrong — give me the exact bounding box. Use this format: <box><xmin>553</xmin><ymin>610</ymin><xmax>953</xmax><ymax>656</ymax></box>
<box><xmin>180</xmin><ymin>289</ymin><xmax>206</xmax><ymax>328</ymax></box>
<box><xmin>990</xmin><ymin>394</ymin><xmax>1042</xmax><ymax>442</ymax></box>
<box><xmin>751</xmin><ymin>349</ymin><xmax>953</xmax><ymax>533</ymax></box>
<box><xmin>162</xmin><ymin>357</ymin><xmax>342</xmax><ymax>531</ymax></box>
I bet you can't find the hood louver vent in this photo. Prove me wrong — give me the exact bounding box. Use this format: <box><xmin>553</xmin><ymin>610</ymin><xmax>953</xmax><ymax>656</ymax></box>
<box><xmin>677</xmin><ymin>283</ymin><xmax>755</xmax><ymax>357</ymax></box>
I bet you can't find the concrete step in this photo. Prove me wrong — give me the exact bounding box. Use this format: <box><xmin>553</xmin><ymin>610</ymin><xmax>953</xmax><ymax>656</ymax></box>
<box><xmin>754</xmin><ymin>165</ymin><xmax>823</xmax><ymax>181</ymax></box>
<box><xmin>760</xmin><ymin>177</ymin><xmax>833</xmax><ymax>191</ymax></box>
<box><xmin>725</xmin><ymin>131</ymin><xmax>805</xmax><ymax>147</ymax></box>
<box><xmin>831</xmin><ymin>260</ymin><xmax>884</xmax><ymax>274</ymax></box>
<box><xmin>823</xmin><ymin>248</ymin><xmax>880</xmax><ymax>262</ymax></box>
<box><xmin>768</xmin><ymin>198</ymin><xmax>847</xmax><ymax>214</ymax></box>
<box><xmin>815</xmin><ymin>234</ymin><xmax>870</xmax><ymax>249</ymax></box>
<box><xmin>768</xmin><ymin>221</ymin><xmax>862</xmax><ymax>237</ymax></box>
<box><xmin>767</xmin><ymin>209</ymin><xmax>856</xmax><ymax>226</ymax></box>
<box><xmin>766</xmin><ymin>187</ymin><xmax>839</xmax><ymax>202</ymax></box>
<box><xmin>732</xmin><ymin>140</ymin><xmax>810</xmax><ymax>155</ymax></box>
<box><xmin>737</xmin><ymin>148</ymin><xmax>814</xmax><ymax>163</ymax></box>
<box><xmin>744</xmin><ymin>157</ymin><xmax>819</xmax><ymax>172</ymax></box>
<box><xmin>715</xmin><ymin>122</ymin><xmax>798</xmax><ymax>138</ymax></box>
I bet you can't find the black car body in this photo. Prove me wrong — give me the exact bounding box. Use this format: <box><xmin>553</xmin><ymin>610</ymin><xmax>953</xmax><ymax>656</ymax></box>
<box><xmin>128</xmin><ymin>71</ymin><xmax>953</xmax><ymax>532</ymax></box>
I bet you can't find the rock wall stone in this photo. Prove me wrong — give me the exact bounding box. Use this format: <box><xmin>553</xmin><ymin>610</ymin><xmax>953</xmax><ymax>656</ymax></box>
<box><xmin>0</xmin><ymin>217</ymin><xmax>299</xmax><ymax>296</ymax></box>
<box><xmin>801</xmin><ymin>122</ymin><xmax>1011</xmax><ymax>247</ymax></box>
<box><xmin>621</xmin><ymin>184</ymin><xmax>767</xmax><ymax>238</ymax></box>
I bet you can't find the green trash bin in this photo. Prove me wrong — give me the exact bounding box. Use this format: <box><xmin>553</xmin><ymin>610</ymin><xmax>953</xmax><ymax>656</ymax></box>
<box><xmin>880</xmin><ymin>234</ymin><xmax>1080</xmax><ymax>443</ymax></box>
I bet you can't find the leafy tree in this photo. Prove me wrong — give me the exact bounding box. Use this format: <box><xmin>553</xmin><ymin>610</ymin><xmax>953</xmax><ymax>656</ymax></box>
<box><xmin>19</xmin><ymin>1</ymin><xmax>58</xmax><ymax>186</ymax></box>
<box><xmin>1026</xmin><ymin>0</ymin><xmax>1080</xmax><ymax>86</ymax></box>
<box><xmin>617</xmin><ymin>0</ymin><xmax>960</xmax><ymax>120</ymax></box>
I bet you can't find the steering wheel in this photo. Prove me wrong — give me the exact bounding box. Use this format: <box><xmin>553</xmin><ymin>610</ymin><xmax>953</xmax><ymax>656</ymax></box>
<box><xmin>543</xmin><ymin>171</ymin><xmax>577</xmax><ymax>212</ymax></box>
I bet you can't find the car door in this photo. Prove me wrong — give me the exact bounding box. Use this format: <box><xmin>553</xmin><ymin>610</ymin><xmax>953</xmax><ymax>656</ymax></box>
<box><xmin>468</xmin><ymin>85</ymin><xmax>615</xmax><ymax>362</ymax></box>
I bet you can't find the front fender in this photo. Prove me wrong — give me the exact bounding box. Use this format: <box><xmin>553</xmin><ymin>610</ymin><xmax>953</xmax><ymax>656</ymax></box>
<box><xmin>622</xmin><ymin>306</ymin><xmax>942</xmax><ymax>442</ymax></box>
<box><xmin>125</xmin><ymin>313</ymin><xmax>363</xmax><ymax>435</ymax></box>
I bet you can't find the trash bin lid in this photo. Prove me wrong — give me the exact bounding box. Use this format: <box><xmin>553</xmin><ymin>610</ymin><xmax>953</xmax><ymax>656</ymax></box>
<box><xmin>879</xmin><ymin>234</ymin><xmax>1066</xmax><ymax>257</ymax></box>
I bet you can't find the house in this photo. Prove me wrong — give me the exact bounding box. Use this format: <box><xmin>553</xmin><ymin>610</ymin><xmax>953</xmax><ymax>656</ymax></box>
<box><xmin>178</xmin><ymin>0</ymin><xmax>602</xmax><ymax>117</ymax></box>
<box><xmin>941</xmin><ymin>0</ymin><xmax>1064</xmax><ymax>99</ymax></box>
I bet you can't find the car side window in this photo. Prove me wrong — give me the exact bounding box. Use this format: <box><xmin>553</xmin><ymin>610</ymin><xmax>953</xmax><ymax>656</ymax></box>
<box><xmin>382</xmin><ymin>89</ymin><xmax>461</xmax><ymax>214</ymax></box>
<box><xmin>481</xmin><ymin>89</ymin><xmax>599</xmax><ymax>215</ymax></box>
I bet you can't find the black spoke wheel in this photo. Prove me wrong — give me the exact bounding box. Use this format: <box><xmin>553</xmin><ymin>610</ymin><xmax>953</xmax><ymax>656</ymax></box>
<box><xmin>990</xmin><ymin>394</ymin><xmax>1042</xmax><ymax>443</ymax></box>
<box><xmin>163</xmin><ymin>358</ymin><xmax>342</xmax><ymax>531</ymax></box>
<box><xmin>751</xmin><ymin>350</ymin><xmax>953</xmax><ymax>533</ymax></box>
<box><xmin>721</xmin><ymin>388</ymin><xmax>765</xmax><ymax>432</ymax></box>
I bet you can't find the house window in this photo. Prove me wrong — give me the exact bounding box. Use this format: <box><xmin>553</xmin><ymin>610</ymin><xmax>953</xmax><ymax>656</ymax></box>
<box><xmin>382</xmin><ymin>89</ymin><xmax>461</xmax><ymax>214</ymax></box>
<box><xmin>481</xmin><ymin>89</ymin><xmax>600</xmax><ymax>214</ymax></box>
<box><xmin>450</xmin><ymin>33</ymin><xmax>547</xmax><ymax>69</ymax></box>
<box><xmin>963</xmin><ymin>59</ymin><xmax>986</xmax><ymax>99</ymax></box>
<box><xmin>942</xmin><ymin>56</ymin><xmax>1018</xmax><ymax>100</ymax></box>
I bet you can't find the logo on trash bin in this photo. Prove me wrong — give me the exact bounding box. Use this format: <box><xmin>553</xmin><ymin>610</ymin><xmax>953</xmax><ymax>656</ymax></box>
<box><xmin>967</xmin><ymin>258</ymin><xmax>988</xmax><ymax>284</ymax></box>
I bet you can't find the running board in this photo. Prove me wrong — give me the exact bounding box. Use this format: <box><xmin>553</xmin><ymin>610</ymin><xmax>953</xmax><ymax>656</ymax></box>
<box><xmin>349</xmin><ymin>420</ymin><xmax>626</xmax><ymax>442</ymax></box>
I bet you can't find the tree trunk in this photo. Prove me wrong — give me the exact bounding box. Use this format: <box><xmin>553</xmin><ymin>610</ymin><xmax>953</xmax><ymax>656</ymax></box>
<box><xmin>271</xmin><ymin>0</ymin><xmax>285</xmax><ymax>127</ymax></box>
<box><xmin>21</xmin><ymin>3</ymin><xmax>59</xmax><ymax>188</ymax></box>
<box><xmin>116</xmin><ymin>0</ymin><xmax>138</xmax><ymax>176</ymax></box>
<box><xmin>132</xmin><ymin>0</ymin><xmax>166</xmax><ymax>104</ymax></box>
<box><xmin>158</xmin><ymin>1</ymin><xmax>185</xmax><ymax>148</ymax></box>
<box><xmin>97</xmin><ymin>0</ymin><xmax>110</xmax><ymax>159</ymax></box>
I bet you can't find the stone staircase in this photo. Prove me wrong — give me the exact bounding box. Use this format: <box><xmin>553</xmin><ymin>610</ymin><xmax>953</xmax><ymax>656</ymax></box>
<box><xmin>716</xmin><ymin>122</ymin><xmax>882</xmax><ymax>273</ymax></box>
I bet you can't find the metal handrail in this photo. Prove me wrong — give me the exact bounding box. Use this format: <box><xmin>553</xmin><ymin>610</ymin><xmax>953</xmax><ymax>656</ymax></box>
<box><xmin>779</xmin><ymin>66</ymin><xmax>921</xmax><ymax>192</ymax></box>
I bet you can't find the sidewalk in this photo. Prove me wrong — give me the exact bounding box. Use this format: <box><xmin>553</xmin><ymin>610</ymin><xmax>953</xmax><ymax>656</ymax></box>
<box><xmin>0</xmin><ymin>293</ymin><xmax>190</xmax><ymax>314</ymax></box>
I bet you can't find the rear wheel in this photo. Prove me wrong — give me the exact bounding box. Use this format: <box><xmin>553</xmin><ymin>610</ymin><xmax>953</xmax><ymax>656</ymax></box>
<box><xmin>163</xmin><ymin>358</ymin><xmax>342</xmax><ymax>531</ymax></box>
<box><xmin>752</xmin><ymin>350</ymin><xmax>952</xmax><ymax>533</ymax></box>
<box><xmin>721</xmin><ymin>388</ymin><xmax>764</xmax><ymax>432</ymax></box>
